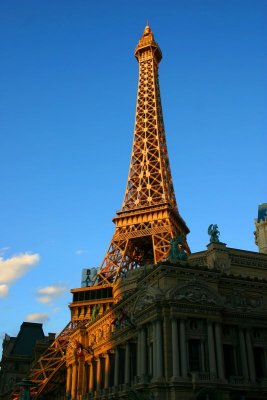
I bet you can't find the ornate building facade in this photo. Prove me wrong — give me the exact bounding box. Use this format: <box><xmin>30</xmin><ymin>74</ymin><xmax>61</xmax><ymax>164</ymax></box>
<box><xmin>11</xmin><ymin>26</ymin><xmax>267</xmax><ymax>400</ymax></box>
<box><xmin>64</xmin><ymin>244</ymin><xmax>267</xmax><ymax>400</ymax></box>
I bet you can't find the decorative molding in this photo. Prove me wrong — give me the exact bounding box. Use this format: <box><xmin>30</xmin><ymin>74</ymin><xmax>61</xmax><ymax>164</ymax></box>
<box><xmin>230</xmin><ymin>255</ymin><xmax>267</xmax><ymax>269</ymax></box>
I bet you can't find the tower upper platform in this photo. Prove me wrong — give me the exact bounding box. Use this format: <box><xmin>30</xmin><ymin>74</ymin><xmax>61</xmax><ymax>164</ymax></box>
<box><xmin>134</xmin><ymin>25</ymin><xmax>162</xmax><ymax>63</ymax></box>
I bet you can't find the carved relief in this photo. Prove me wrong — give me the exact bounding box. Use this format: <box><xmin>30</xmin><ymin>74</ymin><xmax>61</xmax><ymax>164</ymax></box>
<box><xmin>102</xmin><ymin>322</ymin><xmax>111</xmax><ymax>339</ymax></box>
<box><xmin>167</xmin><ymin>281</ymin><xmax>223</xmax><ymax>306</ymax></box>
<box><xmin>224</xmin><ymin>290</ymin><xmax>263</xmax><ymax>309</ymax></box>
<box><xmin>96</xmin><ymin>327</ymin><xmax>103</xmax><ymax>341</ymax></box>
<box><xmin>89</xmin><ymin>333</ymin><xmax>96</xmax><ymax>346</ymax></box>
<box><xmin>110</xmin><ymin>307</ymin><xmax>135</xmax><ymax>332</ymax></box>
<box><xmin>133</xmin><ymin>286</ymin><xmax>165</xmax><ymax>313</ymax></box>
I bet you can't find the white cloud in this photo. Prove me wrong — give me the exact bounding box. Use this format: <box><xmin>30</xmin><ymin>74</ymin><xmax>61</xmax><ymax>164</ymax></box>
<box><xmin>38</xmin><ymin>286</ymin><xmax>65</xmax><ymax>295</ymax></box>
<box><xmin>26</xmin><ymin>313</ymin><xmax>49</xmax><ymax>324</ymax></box>
<box><xmin>75</xmin><ymin>249</ymin><xmax>87</xmax><ymax>256</ymax></box>
<box><xmin>0</xmin><ymin>285</ymin><xmax>8</xmax><ymax>298</ymax></box>
<box><xmin>37</xmin><ymin>296</ymin><xmax>51</xmax><ymax>304</ymax></box>
<box><xmin>0</xmin><ymin>253</ymin><xmax>40</xmax><ymax>297</ymax></box>
<box><xmin>37</xmin><ymin>285</ymin><xmax>67</xmax><ymax>304</ymax></box>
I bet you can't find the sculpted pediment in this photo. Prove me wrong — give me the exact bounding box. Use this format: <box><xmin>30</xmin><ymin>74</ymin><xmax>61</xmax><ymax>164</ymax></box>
<box><xmin>167</xmin><ymin>280</ymin><xmax>223</xmax><ymax>306</ymax></box>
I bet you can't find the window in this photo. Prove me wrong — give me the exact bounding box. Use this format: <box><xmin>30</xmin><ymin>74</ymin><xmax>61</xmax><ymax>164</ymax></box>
<box><xmin>223</xmin><ymin>345</ymin><xmax>235</xmax><ymax>379</ymax></box>
<box><xmin>254</xmin><ymin>347</ymin><xmax>264</xmax><ymax>379</ymax></box>
<box><xmin>189</xmin><ymin>339</ymin><xmax>200</xmax><ymax>371</ymax></box>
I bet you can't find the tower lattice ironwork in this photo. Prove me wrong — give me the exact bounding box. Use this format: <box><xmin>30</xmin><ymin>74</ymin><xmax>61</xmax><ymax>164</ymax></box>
<box><xmin>96</xmin><ymin>25</ymin><xmax>189</xmax><ymax>286</ymax></box>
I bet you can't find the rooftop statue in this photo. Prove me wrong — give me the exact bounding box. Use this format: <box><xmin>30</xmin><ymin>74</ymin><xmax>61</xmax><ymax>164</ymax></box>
<box><xmin>168</xmin><ymin>233</ymin><xmax>188</xmax><ymax>261</ymax></box>
<box><xmin>208</xmin><ymin>224</ymin><xmax>220</xmax><ymax>243</ymax></box>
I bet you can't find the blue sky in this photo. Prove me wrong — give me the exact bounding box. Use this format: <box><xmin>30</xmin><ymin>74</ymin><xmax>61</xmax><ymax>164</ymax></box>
<box><xmin>0</xmin><ymin>0</ymin><xmax>266</xmax><ymax>341</ymax></box>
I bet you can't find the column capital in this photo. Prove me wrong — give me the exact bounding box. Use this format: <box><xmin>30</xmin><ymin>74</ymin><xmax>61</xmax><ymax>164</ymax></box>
<box><xmin>137</xmin><ymin>326</ymin><xmax>145</xmax><ymax>332</ymax></box>
<box><xmin>207</xmin><ymin>319</ymin><xmax>215</xmax><ymax>324</ymax></box>
<box><xmin>151</xmin><ymin>317</ymin><xmax>163</xmax><ymax>323</ymax></box>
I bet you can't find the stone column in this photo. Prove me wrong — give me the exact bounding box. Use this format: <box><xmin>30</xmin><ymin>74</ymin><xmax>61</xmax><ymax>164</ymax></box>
<box><xmin>125</xmin><ymin>343</ymin><xmax>130</xmax><ymax>385</ymax></box>
<box><xmin>137</xmin><ymin>329</ymin><xmax>141</xmax><ymax>377</ymax></box>
<box><xmin>66</xmin><ymin>364</ymin><xmax>72</xmax><ymax>396</ymax></box>
<box><xmin>180</xmin><ymin>319</ymin><xmax>187</xmax><ymax>379</ymax></box>
<box><xmin>171</xmin><ymin>319</ymin><xmax>180</xmax><ymax>379</ymax></box>
<box><xmin>77</xmin><ymin>359</ymin><xmax>85</xmax><ymax>398</ymax></box>
<box><xmin>149</xmin><ymin>341</ymin><xmax>153</xmax><ymax>376</ymax></box>
<box><xmin>233</xmin><ymin>346</ymin><xmax>238</xmax><ymax>376</ymax></box>
<box><xmin>207</xmin><ymin>321</ymin><xmax>216</xmax><ymax>379</ymax></box>
<box><xmin>245</xmin><ymin>329</ymin><xmax>256</xmax><ymax>383</ymax></box>
<box><xmin>104</xmin><ymin>353</ymin><xmax>110</xmax><ymax>389</ymax></box>
<box><xmin>200</xmin><ymin>341</ymin><xmax>206</xmax><ymax>372</ymax></box>
<box><xmin>114</xmin><ymin>347</ymin><xmax>120</xmax><ymax>386</ymax></box>
<box><xmin>153</xmin><ymin>321</ymin><xmax>157</xmax><ymax>379</ymax></box>
<box><xmin>140</xmin><ymin>327</ymin><xmax>147</xmax><ymax>378</ymax></box>
<box><xmin>239</xmin><ymin>328</ymin><xmax>249</xmax><ymax>381</ymax></box>
<box><xmin>156</xmin><ymin>319</ymin><xmax>163</xmax><ymax>379</ymax></box>
<box><xmin>96</xmin><ymin>357</ymin><xmax>101</xmax><ymax>391</ymax></box>
<box><xmin>163</xmin><ymin>315</ymin><xmax>172</xmax><ymax>379</ymax></box>
<box><xmin>215</xmin><ymin>322</ymin><xmax>225</xmax><ymax>380</ymax></box>
<box><xmin>89</xmin><ymin>361</ymin><xmax>94</xmax><ymax>392</ymax></box>
<box><xmin>83</xmin><ymin>362</ymin><xmax>89</xmax><ymax>397</ymax></box>
<box><xmin>71</xmin><ymin>362</ymin><xmax>78</xmax><ymax>400</ymax></box>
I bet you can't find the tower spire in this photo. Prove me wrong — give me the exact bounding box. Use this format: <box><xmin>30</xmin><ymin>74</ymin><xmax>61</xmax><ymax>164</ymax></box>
<box><xmin>96</xmin><ymin>26</ymin><xmax>190</xmax><ymax>285</ymax></box>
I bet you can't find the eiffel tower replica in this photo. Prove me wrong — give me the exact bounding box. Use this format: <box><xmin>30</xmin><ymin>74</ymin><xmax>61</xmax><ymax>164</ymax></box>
<box><xmin>15</xmin><ymin>25</ymin><xmax>190</xmax><ymax>399</ymax></box>
<box><xmin>9</xmin><ymin>25</ymin><xmax>267</xmax><ymax>400</ymax></box>
<box><xmin>96</xmin><ymin>24</ymin><xmax>190</xmax><ymax>286</ymax></box>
